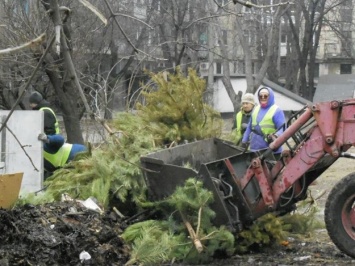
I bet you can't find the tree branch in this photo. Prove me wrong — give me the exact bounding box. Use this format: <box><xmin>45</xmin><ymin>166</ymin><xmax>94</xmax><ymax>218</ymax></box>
<box><xmin>0</xmin><ymin>33</ymin><xmax>46</xmax><ymax>55</ymax></box>
<box><xmin>103</xmin><ymin>0</ymin><xmax>165</xmax><ymax>61</ymax></box>
<box><xmin>0</xmin><ymin>34</ymin><xmax>55</xmax><ymax>133</ymax></box>
<box><xmin>232</xmin><ymin>0</ymin><xmax>293</xmax><ymax>8</ymax></box>
<box><xmin>78</xmin><ymin>0</ymin><xmax>107</xmax><ymax>25</ymax></box>
<box><xmin>111</xmin><ymin>12</ymin><xmax>154</xmax><ymax>29</ymax></box>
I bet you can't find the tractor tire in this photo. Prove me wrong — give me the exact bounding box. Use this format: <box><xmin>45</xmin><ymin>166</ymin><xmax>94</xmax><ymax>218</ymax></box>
<box><xmin>324</xmin><ymin>173</ymin><xmax>355</xmax><ymax>258</ymax></box>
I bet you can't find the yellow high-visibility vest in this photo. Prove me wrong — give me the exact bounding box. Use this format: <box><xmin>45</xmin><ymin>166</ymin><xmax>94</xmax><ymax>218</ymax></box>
<box><xmin>44</xmin><ymin>143</ymin><xmax>72</xmax><ymax>168</ymax></box>
<box><xmin>251</xmin><ymin>105</ymin><xmax>278</xmax><ymax>136</ymax></box>
<box><xmin>39</xmin><ymin>107</ymin><xmax>60</xmax><ymax>134</ymax></box>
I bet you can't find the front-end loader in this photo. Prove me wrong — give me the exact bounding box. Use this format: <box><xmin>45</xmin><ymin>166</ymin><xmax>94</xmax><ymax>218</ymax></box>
<box><xmin>141</xmin><ymin>98</ymin><xmax>355</xmax><ymax>258</ymax></box>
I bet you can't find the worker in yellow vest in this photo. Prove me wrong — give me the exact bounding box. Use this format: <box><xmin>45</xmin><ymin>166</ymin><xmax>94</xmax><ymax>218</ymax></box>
<box><xmin>29</xmin><ymin>91</ymin><xmax>60</xmax><ymax>135</ymax></box>
<box><xmin>241</xmin><ymin>87</ymin><xmax>285</xmax><ymax>156</ymax></box>
<box><xmin>231</xmin><ymin>93</ymin><xmax>255</xmax><ymax>145</ymax></box>
<box><xmin>38</xmin><ymin>133</ymin><xmax>87</xmax><ymax>179</ymax></box>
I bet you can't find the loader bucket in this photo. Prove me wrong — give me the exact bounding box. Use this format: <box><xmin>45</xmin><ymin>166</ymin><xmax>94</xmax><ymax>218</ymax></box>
<box><xmin>140</xmin><ymin>138</ymin><xmax>273</xmax><ymax>231</ymax></box>
<box><xmin>141</xmin><ymin>138</ymin><xmax>242</xmax><ymax>200</ymax></box>
<box><xmin>0</xmin><ymin>172</ymin><xmax>23</xmax><ymax>209</ymax></box>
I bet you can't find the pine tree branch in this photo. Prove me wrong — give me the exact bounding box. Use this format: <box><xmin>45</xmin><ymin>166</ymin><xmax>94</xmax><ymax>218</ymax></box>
<box><xmin>179</xmin><ymin>211</ymin><xmax>203</xmax><ymax>253</ymax></box>
<box><xmin>196</xmin><ymin>207</ymin><xmax>202</xmax><ymax>237</ymax></box>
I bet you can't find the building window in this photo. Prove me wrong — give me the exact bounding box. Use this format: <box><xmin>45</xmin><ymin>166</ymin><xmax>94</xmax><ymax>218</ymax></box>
<box><xmin>152</xmin><ymin>0</ymin><xmax>160</xmax><ymax>11</ymax></box>
<box><xmin>136</xmin><ymin>26</ymin><xmax>142</xmax><ymax>40</ymax></box>
<box><xmin>264</xmin><ymin>14</ymin><xmax>272</xmax><ymax>25</ymax></box>
<box><xmin>199</xmin><ymin>32</ymin><xmax>207</xmax><ymax>45</ymax></box>
<box><xmin>214</xmin><ymin>31</ymin><xmax>227</xmax><ymax>46</ymax></box>
<box><xmin>216</xmin><ymin>62</ymin><xmax>222</xmax><ymax>74</ymax></box>
<box><xmin>341</xmin><ymin>31</ymin><xmax>352</xmax><ymax>56</ymax></box>
<box><xmin>340</xmin><ymin>0</ymin><xmax>351</xmax><ymax>6</ymax></box>
<box><xmin>325</xmin><ymin>43</ymin><xmax>337</xmax><ymax>56</ymax></box>
<box><xmin>340</xmin><ymin>64</ymin><xmax>352</xmax><ymax>74</ymax></box>
<box><xmin>340</xmin><ymin>5</ymin><xmax>352</xmax><ymax>22</ymax></box>
<box><xmin>216</xmin><ymin>0</ymin><xmax>228</xmax><ymax>6</ymax></box>
<box><xmin>14</xmin><ymin>0</ymin><xmax>29</xmax><ymax>14</ymax></box>
<box><xmin>233</xmin><ymin>61</ymin><xmax>245</xmax><ymax>74</ymax></box>
<box><xmin>244</xmin><ymin>30</ymin><xmax>256</xmax><ymax>46</ymax></box>
<box><xmin>281</xmin><ymin>33</ymin><xmax>287</xmax><ymax>44</ymax></box>
<box><xmin>314</xmin><ymin>63</ymin><xmax>319</xmax><ymax>78</ymax></box>
<box><xmin>222</xmin><ymin>30</ymin><xmax>227</xmax><ymax>45</ymax></box>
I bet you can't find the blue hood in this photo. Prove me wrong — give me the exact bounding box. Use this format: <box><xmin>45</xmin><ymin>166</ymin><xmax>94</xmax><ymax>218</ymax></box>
<box><xmin>257</xmin><ymin>87</ymin><xmax>275</xmax><ymax>108</ymax></box>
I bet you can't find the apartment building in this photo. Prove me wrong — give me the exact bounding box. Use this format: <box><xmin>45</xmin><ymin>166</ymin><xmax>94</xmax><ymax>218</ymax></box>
<box><xmin>317</xmin><ymin>0</ymin><xmax>354</xmax><ymax>76</ymax></box>
<box><xmin>199</xmin><ymin>1</ymin><xmax>355</xmax><ymax>85</ymax></box>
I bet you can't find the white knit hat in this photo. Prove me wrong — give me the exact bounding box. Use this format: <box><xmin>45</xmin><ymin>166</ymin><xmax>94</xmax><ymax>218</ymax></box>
<box><xmin>259</xmin><ymin>88</ymin><xmax>269</xmax><ymax>95</ymax></box>
<box><xmin>241</xmin><ymin>93</ymin><xmax>255</xmax><ymax>105</ymax></box>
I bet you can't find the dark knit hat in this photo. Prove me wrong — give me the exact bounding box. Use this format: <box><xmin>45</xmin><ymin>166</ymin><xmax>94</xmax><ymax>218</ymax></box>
<box><xmin>29</xmin><ymin>91</ymin><xmax>43</xmax><ymax>104</ymax></box>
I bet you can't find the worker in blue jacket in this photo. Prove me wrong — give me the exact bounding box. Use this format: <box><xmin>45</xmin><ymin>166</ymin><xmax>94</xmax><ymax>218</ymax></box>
<box><xmin>241</xmin><ymin>87</ymin><xmax>285</xmax><ymax>156</ymax></box>
<box><xmin>38</xmin><ymin>133</ymin><xmax>87</xmax><ymax>176</ymax></box>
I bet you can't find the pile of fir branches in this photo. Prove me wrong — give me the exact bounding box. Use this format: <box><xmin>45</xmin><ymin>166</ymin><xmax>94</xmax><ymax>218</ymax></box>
<box><xmin>122</xmin><ymin>178</ymin><xmax>235</xmax><ymax>265</ymax></box>
<box><xmin>18</xmin><ymin>112</ymin><xmax>153</xmax><ymax>208</ymax></box>
<box><xmin>19</xmin><ymin>68</ymin><xmax>224</xmax><ymax>210</ymax></box>
<box><xmin>136</xmin><ymin>67</ymin><xmax>223</xmax><ymax>145</ymax></box>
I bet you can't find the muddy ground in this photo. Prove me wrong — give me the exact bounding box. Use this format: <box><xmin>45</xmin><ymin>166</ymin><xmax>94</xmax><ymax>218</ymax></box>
<box><xmin>0</xmin><ymin>201</ymin><xmax>130</xmax><ymax>266</ymax></box>
<box><xmin>1</xmin><ymin>156</ymin><xmax>355</xmax><ymax>265</ymax></box>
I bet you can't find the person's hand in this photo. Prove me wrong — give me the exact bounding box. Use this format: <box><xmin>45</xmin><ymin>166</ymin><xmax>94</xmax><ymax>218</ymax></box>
<box><xmin>241</xmin><ymin>123</ymin><xmax>248</xmax><ymax>129</ymax></box>
<box><xmin>239</xmin><ymin>142</ymin><xmax>249</xmax><ymax>151</ymax></box>
<box><xmin>38</xmin><ymin>133</ymin><xmax>49</xmax><ymax>143</ymax></box>
<box><xmin>266</xmin><ymin>134</ymin><xmax>277</xmax><ymax>144</ymax></box>
<box><xmin>240</xmin><ymin>142</ymin><xmax>248</xmax><ymax>149</ymax></box>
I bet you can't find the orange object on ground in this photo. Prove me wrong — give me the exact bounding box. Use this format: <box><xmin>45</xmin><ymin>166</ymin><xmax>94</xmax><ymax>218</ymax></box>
<box><xmin>0</xmin><ymin>172</ymin><xmax>23</xmax><ymax>209</ymax></box>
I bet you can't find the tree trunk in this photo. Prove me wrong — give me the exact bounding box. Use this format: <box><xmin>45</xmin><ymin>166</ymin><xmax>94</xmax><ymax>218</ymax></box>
<box><xmin>286</xmin><ymin>0</ymin><xmax>327</xmax><ymax>100</ymax></box>
<box><xmin>43</xmin><ymin>53</ymin><xmax>84</xmax><ymax>143</ymax></box>
<box><xmin>42</xmin><ymin>0</ymin><xmax>84</xmax><ymax>144</ymax></box>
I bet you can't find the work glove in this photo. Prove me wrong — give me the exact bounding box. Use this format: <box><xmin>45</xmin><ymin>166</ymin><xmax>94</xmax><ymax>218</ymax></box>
<box><xmin>240</xmin><ymin>142</ymin><xmax>248</xmax><ymax>149</ymax></box>
<box><xmin>266</xmin><ymin>134</ymin><xmax>277</xmax><ymax>144</ymax></box>
<box><xmin>239</xmin><ymin>142</ymin><xmax>249</xmax><ymax>152</ymax></box>
<box><xmin>241</xmin><ymin>123</ymin><xmax>248</xmax><ymax>130</ymax></box>
<box><xmin>38</xmin><ymin>133</ymin><xmax>49</xmax><ymax>143</ymax></box>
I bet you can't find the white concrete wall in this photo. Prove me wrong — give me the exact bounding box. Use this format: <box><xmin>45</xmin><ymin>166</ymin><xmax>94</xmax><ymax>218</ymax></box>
<box><xmin>0</xmin><ymin>111</ymin><xmax>43</xmax><ymax>195</ymax></box>
<box><xmin>213</xmin><ymin>78</ymin><xmax>247</xmax><ymax>113</ymax></box>
<box><xmin>213</xmin><ymin>78</ymin><xmax>305</xmax><ymax>113</ymax></box>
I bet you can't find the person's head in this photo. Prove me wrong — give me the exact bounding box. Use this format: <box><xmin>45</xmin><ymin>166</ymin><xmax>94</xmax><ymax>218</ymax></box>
<box><xmin>29</xmin><ymin>91</ymin><xmax>43</xmax><ymax>109</ymax></box>
<box><xmin>257</xmin><ymin>87</ymin><xmax>275</xmax><ymax>108</ymax></box>
<box><xmin>241</xmin><ymin>93</ymin><xmax>255</xmax><ymax>113</ymax></box>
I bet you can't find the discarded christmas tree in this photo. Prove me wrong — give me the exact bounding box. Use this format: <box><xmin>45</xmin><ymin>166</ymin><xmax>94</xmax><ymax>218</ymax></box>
<box><xmin>136</xmin><ymin>67</ymin><xmax>223</xmax><ymax>145</ymax></box>
<box><xmin>122</xmin><ymin>178</ymin><xmax>235</xmax><ymax>265</ymax></box>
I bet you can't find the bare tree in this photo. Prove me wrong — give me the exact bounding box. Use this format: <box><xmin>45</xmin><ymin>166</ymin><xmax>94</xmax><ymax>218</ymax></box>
<box><xmin>0</xmin><ymin>1</ymin><xmax>159</xmax><ymax>141</ymax></box>
<box><xmin>210</xmin><ymin>0</ymin><xmax>288</xmax><ymax>112</ymax></box>
<box><xmin>4</xmin><ymin>0</ymin><xmax>334</xmax><ymax>141</ymax></box>
<box><xmin>0</xmin><ymin>1</ymin><xmax>44</xmax><ymax>110</ymax></box>
<box><xmin>283</xmin><ymin>0</ymin><xmax>348</xmax><ymax>100</ymax></box>
<box><xmin>285</xmin><ymin>0</ymin><xmax>326</xmax><ymax>100</ymax></box>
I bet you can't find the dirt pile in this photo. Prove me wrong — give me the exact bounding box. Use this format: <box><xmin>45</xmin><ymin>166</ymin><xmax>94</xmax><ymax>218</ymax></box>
<box><xmin>0</xmin><ymin>201</ymin><xmax>130</xmax><ymax>265</ymax></box>
<box><xmin>0</xmin><ymin>190</ymin><xmax>355</xmax><ymax>265</ymax></box>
